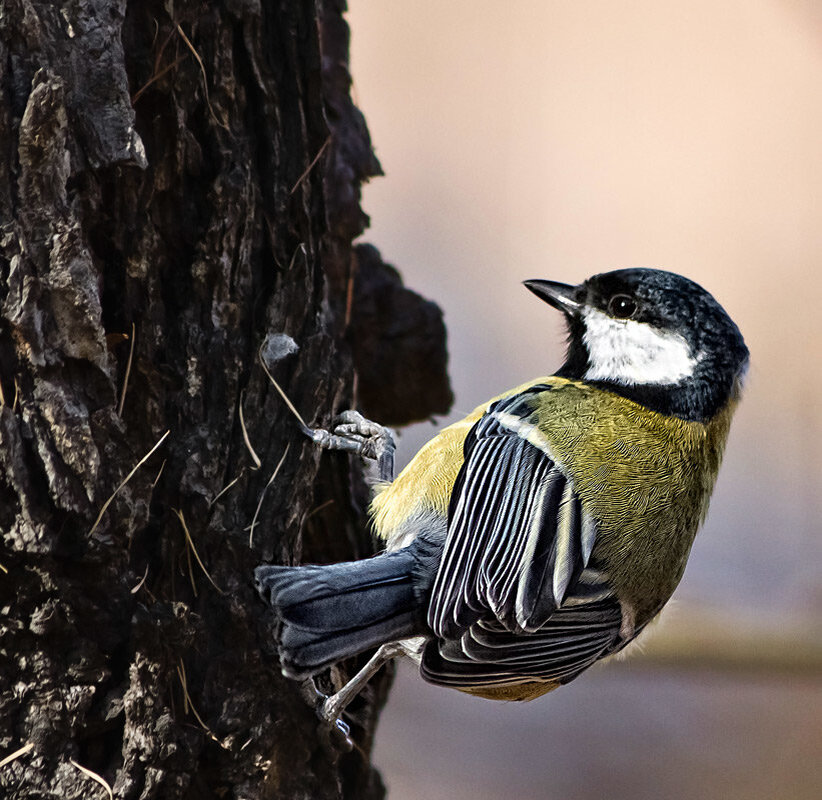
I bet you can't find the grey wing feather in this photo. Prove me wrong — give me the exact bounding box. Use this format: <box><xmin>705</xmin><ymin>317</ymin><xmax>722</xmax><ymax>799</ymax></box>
<box><xmin>428</xmin><ymin>390</ymin><xmax>603</xmax><ymax>637</ymax></box>
<box><xmin>423</xmin><ymin>388</ymin><xmax>624</xmax><ymax>689</ymax></box>
<box><xmin>421</xmin><ymin>596</ymin><xmax>622</xmax><ymax>688</ymax></box>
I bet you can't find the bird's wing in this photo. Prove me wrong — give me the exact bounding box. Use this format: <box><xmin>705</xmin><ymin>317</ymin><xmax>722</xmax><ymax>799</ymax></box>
<box><xmin>421</xmin><ymin>597</ymin><xmax>622</xmax><ymax>690</ymax></box>
<box><xmin>425</xmin><ymin>387</ymin><xmax>623</xmax><ymax>686</ymax></box>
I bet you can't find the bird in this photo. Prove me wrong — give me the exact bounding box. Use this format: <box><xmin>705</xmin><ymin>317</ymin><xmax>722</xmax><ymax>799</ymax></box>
<box><xmin>255</xmin><ymin>267</ymin><xmax>749</xmax><ymax>726</ymax></box>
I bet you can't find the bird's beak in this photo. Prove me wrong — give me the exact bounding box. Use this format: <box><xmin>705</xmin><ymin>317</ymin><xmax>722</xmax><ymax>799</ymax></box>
<box><xmin>523</xmin><ymin>279</ymin><xmax>583</xmax><ymax>316</ymax></box>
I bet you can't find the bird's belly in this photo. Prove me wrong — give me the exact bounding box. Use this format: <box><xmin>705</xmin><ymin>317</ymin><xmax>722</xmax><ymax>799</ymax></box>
<box><xmin>457</xmin><ymin>681</ymin><xmax>560</xmax><ymax>701</ymax></box>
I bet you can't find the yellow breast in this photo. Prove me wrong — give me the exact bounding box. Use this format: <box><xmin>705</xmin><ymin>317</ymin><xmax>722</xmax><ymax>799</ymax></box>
<box><xmin>531</xmin><ymin>381</ymin><xmax>736</xmax><ymax>617</ymax></box>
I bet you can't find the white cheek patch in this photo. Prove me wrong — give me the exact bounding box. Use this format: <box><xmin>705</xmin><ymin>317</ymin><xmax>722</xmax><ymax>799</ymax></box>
<box><xmin>582</xmin><ymin>308</ymin><xmax>698</xmax><ymax>386</ymax></box>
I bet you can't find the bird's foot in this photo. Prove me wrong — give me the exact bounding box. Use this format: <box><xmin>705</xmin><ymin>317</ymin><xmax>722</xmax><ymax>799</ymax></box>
<box><xmin>311</xmin><ymin>643</ymin><xmax>405</xmax><ymax>747</ymax></box>
<box><xmin>312</xmin><ymin>689</ymin><xmax>354</xmax><ymax>750</ymax></box>
<box><xmin>318</xmin><ymin>692</ymin><xmax>347</xmax><ymax>728</ymax></box>
<box><xmin>304</xmin><ymin>410</ymin><xmax>395</xmax><ymax>481</ymax></box>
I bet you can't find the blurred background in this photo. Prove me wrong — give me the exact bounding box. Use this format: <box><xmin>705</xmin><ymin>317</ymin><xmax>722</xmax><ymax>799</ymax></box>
<box><xmin>346</xmin><ymin>2</ymin><xmax>822</xmax><ymax>798</ymax></box>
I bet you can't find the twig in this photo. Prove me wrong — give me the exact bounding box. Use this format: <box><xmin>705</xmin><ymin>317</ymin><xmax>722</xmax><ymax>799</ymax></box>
<box><xmin>174</xmin><ymin>509</ymin><xmax>224</xmax><ymax>595</ymax></box>
<box><xmin>151</xmin><ymin>459</ymin><xmax>167</xmax><ymax>488</ymax></box>
<box><xmin>257</xmin><ymin>346</ymin><xmax>308</xmax><ymax>429</ymax></box>
<box><xmin>176</xmin><ymin>24</ymin><xmax>229</xmax><ymax>130</ymax></box>
<box><xmin>0</xmin><ymin>742</ymin><xmax>33</xmax><ymax>768</ymax></box>
<box><xmin>131</xmin><ymin>23</ymin><xmax>179</xmax><ymax>104</ymax></box>
<box><xmin>289</xmin><ymin>136</ymin><xmax>332</xmax><ymax>195</ymax></box>
<box><xmin>130</xmin><ymin>564</ymin><xmax>149</xmax><ymax>595</ymax></box>
<box><xmin>176</xmin><ymin>661</ymin><xmax>227</xmax><ymax>748</ymax></box>
<box><xmin>69</xmin><ymin>759</ymin><xmax>113</xmax><ymax>800</ymax></box>
<box><xmin>248</xmin><ymin>444</ymin><xmax>290</xmax><ymax>548</ymax></box>
<box><xmin>306</xmin><ymin>499</ymin><xmax>334</xmax><ymax>519</ymax></box>
<box><xmin>132</xmin><ymin>54</ymin><xmax>186</xmax><ymax>104</ymax></box>
<box><xmin>89</xmin><ymin>431</ymin><xmax>170</xmax><ymax>536</ymax></box>
<box><xmin>209</xmin><ymin>469</ymin><xmax>245</xmax><ymax>508</ymax></box>
<box><xmin>345</xmin><ymin>249</ymin><xmax>357</xmax><ymax>327</ymax></box>
<box><xmin>288</xmin><ymin>242</ymin><xmax>306</xmax><ymax>271</ymax></box>
<box><xmin>117</xmin><ymin>323</ymin><xmax>136</xmax><ymax>417</ymax></box>
<box><xmin>238</xmin><ymin>391</ymin><xmax>262</xmax><ymax>468</ymax></box>
<box><xmin>184</xmin><ymin>533</ymin><xmax>198</xmax><ymax>598</ymax></box>
<box><xmin>177</xmin><ymin>659</ymin><xmax>190</xmax><ymax>714</ymax></box>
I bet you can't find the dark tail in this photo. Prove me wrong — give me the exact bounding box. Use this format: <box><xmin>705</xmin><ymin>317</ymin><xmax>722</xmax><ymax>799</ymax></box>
<box><xmin>255</xmin><ymin>539</ymin><xmax>438</xmax><ymax>678</ymax></box>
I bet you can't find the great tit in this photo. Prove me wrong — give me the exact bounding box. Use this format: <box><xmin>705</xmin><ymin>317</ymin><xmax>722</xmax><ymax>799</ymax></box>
<box><xmin>256</xmin><ymin>268</ymin><xmax>749</xmax><ymax>719</ymax></box>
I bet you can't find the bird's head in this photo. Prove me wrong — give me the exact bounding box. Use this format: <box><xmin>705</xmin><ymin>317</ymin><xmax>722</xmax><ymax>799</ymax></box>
<box><xmin>525</xmin><ymin>268</ymin><xmax>749</xmax><ymax>421</ymax></box>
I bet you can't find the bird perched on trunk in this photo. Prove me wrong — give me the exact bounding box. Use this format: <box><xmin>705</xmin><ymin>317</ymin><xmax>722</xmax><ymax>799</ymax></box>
<box><xmin>255</xmin><ymin>268</ymin><xmax>748</xmax><ymax>727</ymax></box>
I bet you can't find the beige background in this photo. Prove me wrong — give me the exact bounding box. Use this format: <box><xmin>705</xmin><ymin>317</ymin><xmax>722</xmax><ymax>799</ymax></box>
<box><xmin>346</xmin><ymin>2</ymin><xmax>822</xmax><ymax>798</ymax></box>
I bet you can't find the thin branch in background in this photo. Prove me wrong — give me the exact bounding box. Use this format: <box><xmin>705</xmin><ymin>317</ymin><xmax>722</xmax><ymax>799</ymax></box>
<box><xmin>150</xmin><ymin>459</ymin><xmax>166</xmax><ymax>489</ymax></box>
<box><xmin>238</xmin><ymin>391</ymin><xmax>262</xmax><ymax>468</ymax></box>
<box><xmin>289</xmin><ymin>136</ymin><xmax>331</xmax><ymax>195</ymax></box>
<box><xmin>132</xmin><ymin>54</ymin><xmax>186</xmax><ymax>104</ymax></box>
<box><xmin>306</xmin><ymin>499</ymin><xmax>334</xmax><ymax>520</ymax></box>
<box><xmin>174</xmin><ymin>509</ymin><xmax>224</xmax><ymax>595</ymax></box>
<box><xmin>69</xmin><ymin>759</ymin><xmax>113</xmax><ymax>800</ymax></box>
<box><xmin>130</xmin><ymin>564</ymin><xmax>149</xmax><ymax>595</ymax></box>
<box><xmin>131</xmin><ymin>22</ymin><xmax>179</xmax><ymax>104</ymax></box>
<box><xmin>89</xmin><ymin>431</ymin><xmax>170</xmax><ymax>537</ymax></box>
<box><xmin>177</xmin><ymin>659</ymin><xmax>190</xmax><ymax>715</ymax></box>
<box><xmin>184</xmin><ymin>533</ymin><xmax>197</xmax><ymax>598</ymax></box>
<box><xmin>258</xmin><ymin>346</ymin><xmax>308</xmax><ymax>430</ymax></box>
<box><xmin>117</xmin><ymin>322</ymin><xmax>136</xmax><ymax>417</ymax></box>
<box><xmin>176</xmin><ymin>661</ymin><xmax>227</xmax><ymax>748</ymax></box>
<box><xmin>344</xmin><ymin>249</ymin><xmax>357</xmax><ymax>327</ymax></box>
<box><xmin>0</xmin><ymin>742</ymin><xmax>33</xmax><ymax>769</ymax></box>
<box><xmin>209</xmin><ymin>469</ymin><xmax>246</xmax><ymax>508</ymax></box>
<box><xmin>248</xmin><ymin>444</ymin><xmax>290</xmax><ymax>548</ymax></box>
<box><xmin>175</xmin><ymin>24</ymin><xmax>229</xmax><ymax>130</ymax></box>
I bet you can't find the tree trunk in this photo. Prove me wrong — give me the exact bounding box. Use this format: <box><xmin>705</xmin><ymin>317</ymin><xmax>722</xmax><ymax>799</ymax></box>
<box><xmin>0</xmin><ymin>2</ymin><xmax>451</xmax><ymax>798</ymax></box>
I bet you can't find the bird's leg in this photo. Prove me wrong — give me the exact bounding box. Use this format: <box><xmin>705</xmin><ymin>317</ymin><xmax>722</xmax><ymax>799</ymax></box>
<box><xmin>302</xmin><ymin>409</ymin><xmax>398</xmax><ymax>731</ymax></box>
<box><xmin>318</xmin><ymin>642</ymin><xmax>405</xmax><ymax>728</ymax></box>
<box><xmin>303</xmin><ymin>410</ymin><xmax>395</xmax><ymax>482</ymax></box>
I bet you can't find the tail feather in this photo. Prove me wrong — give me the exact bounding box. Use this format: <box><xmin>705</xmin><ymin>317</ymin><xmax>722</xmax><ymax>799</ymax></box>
<box><xmin>255</xmin><ymin>548</ymin><xmax>427</xmax><ymax>678</ymax></box>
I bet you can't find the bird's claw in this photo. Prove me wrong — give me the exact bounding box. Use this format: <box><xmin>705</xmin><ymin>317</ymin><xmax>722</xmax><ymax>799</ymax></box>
<box><xmin>314</xmin><ymin>690</ymin><xmax>353</xmax><ymax>750</ymax></box>
<box><xmin>332</xmin><ymin>410</ymin><xmax>390</xmax><ymax>439</ymax></box>
<box><xmin>334</xmin><ymin>717</ymin><xmax>352</xmax><ymax>746</ymax></box>
<box><xmin>305</xmin><ymin>410</ymin><xmax>395</xmax><ymax>481</ymax></box>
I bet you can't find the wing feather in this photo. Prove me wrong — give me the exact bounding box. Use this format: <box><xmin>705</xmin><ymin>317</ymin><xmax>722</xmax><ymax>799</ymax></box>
<box><xmin>422</xmin><ymin>598</ymin><xmax>622</xmax><ymax>686</ymax></box>
<box><xmin>428</xmin><ymin>389</ymin><xmax>602</xmax><ymax>637</ymax></box>
<box><xmin>423</xmin><ymin>387</ymin><xmax>624</xmax><ymax>691</ymax></box>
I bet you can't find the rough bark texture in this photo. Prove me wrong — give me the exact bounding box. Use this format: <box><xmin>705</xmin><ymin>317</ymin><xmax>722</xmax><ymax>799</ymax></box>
<box><xmin>0</xmin><ymin>2</ymin><xmax>452</xmax><ymax>798</ymax></box>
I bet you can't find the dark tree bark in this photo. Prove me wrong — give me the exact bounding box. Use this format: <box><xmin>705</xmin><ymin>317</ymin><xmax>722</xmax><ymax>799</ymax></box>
<box><xmin>0</xmin><ymin>2</ymin><xmax>451</xmax><ymax>798</ymax></box>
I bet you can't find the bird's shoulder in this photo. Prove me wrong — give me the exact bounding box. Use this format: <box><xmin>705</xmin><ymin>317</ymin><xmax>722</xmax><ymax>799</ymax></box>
<box><xmin>370</xmin><ymin>377</ymin><xmax>561</xmax><ymax>542</ymax></box>
<box><xmin>369</xmin><ymin>375</ymin><xmax>652</xmax><ymax>541</ymax></box>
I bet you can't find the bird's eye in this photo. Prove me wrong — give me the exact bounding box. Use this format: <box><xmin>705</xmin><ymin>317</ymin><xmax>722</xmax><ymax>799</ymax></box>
<box><xmin>608</xmin><ymin>294</ymin><xmax>637</xmax><ymax>319</ymax></box>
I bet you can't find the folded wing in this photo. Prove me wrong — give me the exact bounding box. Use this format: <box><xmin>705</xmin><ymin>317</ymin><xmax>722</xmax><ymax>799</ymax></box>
<box><xmin>424</xmin><ymin>387</ymin><xmax>623</xmax><ymax>689</ymax></box>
